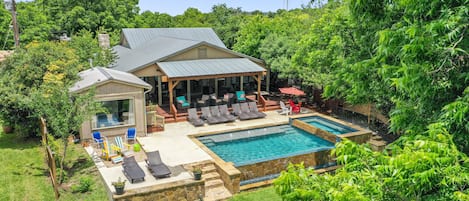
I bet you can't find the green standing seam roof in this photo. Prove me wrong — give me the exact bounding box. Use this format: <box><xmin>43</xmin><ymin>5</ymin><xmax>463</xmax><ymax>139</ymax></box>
<box><xmin>157</xmin><ymin>58</ymin><xmax>265</xmax><ymax>79</ymax></box>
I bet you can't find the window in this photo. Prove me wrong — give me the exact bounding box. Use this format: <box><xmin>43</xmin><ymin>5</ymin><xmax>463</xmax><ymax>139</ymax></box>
<box><xmin>92</xmin><ymin>99</ymin><xmax>134</xmax><ymax>129</ymax></box>
<box><xmin>198</xmin><ymin>48</ymin><xmax>207</xmax><ymax>59</ymax></box>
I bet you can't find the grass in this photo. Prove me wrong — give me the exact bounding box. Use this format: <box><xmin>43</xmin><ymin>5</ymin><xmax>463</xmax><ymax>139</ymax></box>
<box><xmin>229</xmin><ymin>186</ymin><xmax>282</xmax><ymax>201</ymax></box>
<box><xmin>0</xmin><ymin>129</ymin><xmax>108</xmax><ymax>201</ymax></box>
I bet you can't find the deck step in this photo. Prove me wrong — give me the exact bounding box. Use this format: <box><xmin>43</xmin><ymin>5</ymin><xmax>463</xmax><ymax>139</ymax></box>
<box><xmin>203</xmin><ymin>172</ymin><xmax>221</xmax><ymax>181</ymax></box>
<box><xmin>372</xmin><ymin>135</ymin><xmax>383</xmax><ymax>140</ymax></box>
<box><xmin>204</xmin><ymin>186</ymin><xmax>232</xmax><ymax>201</ymax></box>
<box><xmin>369</xmin><ymin>139</ymin><xmax>386</xmax><ymax>151</ymax></box>
<box><xmin>205</xmin><ymin>179</ymin><xmax>224</xmax><ymax>188</ymax></box>
<box><xmin>202</xmin><ymin>164</ymin><xmax>217</xmax><ymax>174</ymax></box>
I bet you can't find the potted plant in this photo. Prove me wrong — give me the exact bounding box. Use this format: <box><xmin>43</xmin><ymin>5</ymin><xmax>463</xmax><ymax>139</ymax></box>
<box><xmin>193</xmin><ymin>167</ymin><xmax>202</xmax><ymax>180</ymax></box>
<box><xmin>112</xmin><ymin>177</ymin><xmax>126</xmax><ymax>195</ymax></box>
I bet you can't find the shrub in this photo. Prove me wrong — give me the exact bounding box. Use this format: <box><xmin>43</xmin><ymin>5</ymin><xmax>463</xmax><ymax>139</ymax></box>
<box><xmin>71</xmin><ymin>176</ymin><xmax>94</xmax><ymax>193</ymax></box>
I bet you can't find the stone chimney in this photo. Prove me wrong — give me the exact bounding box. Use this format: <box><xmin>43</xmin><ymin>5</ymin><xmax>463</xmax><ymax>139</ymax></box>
<box><xmin>98</xmin><ymin>34</ymin><xmax>110</xmax><ymax>48</ymax></box>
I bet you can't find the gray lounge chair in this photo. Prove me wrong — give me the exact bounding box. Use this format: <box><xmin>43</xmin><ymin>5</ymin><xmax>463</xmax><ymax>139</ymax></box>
<box><xmin>248</xmin><ymin>102</ymin><xmax>267</xmax><ymax>118</ymax></box>
<box><xmin>201</xmin><ymin>107</ymin><xmax>221</xmax><ymax>124</ymax></box>
<box><xmin>231</xmin><ymin>103</ymin><xmax>253</xmax><ymax>120</ymax></box>
<box><xmin>218</xmin><ymin>104</ymin><xmax>237</xmax><ymax>122</ymax></box>
<box><xmin>122</xmin><ymin>156</ymin><xmax>145</xmax><ymax>183</ymax></box>
<box><xmin>240</xmin><ymin>102</ymin><xmax>260</xmax><ymax>119</ymax></box>
<box><xmin>210</xmin><ymin>106</ymin><xmax>230</xmax><ymax>123</ymax></box>
<box><xmin>145</xmin><ymin>150</ymin><xmax>171</xmax><ymax>178</ymax></box>
<box><xmin>187</xmin><ymin>108</ymin><xmax>205</xmax><ymax>127</ymax></box>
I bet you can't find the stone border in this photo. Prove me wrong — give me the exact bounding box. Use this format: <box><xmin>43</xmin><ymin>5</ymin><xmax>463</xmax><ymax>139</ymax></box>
<box><xmin>112</xmin><ymin>179</ymin><xmax>205</xmax><ymax>201</ymax></box>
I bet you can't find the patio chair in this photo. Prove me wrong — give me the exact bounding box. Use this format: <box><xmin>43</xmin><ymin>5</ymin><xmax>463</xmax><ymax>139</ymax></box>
<box><xmin>248</xmin><ymin>102</ymin><xmax>267</xmax><ymax>118</ymax></box>
<box><xmin>236</xmin><ymin>91</ymin><xmax>246</xmax><ymax>102</ymax></box>
<box><xmin>176</xmin><ymin>96</ymin><xmax>190</xmax><ymax>110</ymax></box>
<box><xmin>187</xmin><ymin>108</ymin><xmax>205</xmax><ymax>127</ymax></box>
<box><xmin>197</xmin><ymin>95</ymin><xmax>210</xmax><ymax>107</ymax></box>
<box><xmin>231</xmin><ymin>103</ymin><xmax>253</xmax><ymax>120</ymax></box>
<box><xmin>102</xmin><ymin>138</ymin><xmax>119</xmax><ymax>161</ymax></box>
<box><xmin>288</xmin><ymin>99</ymin><xmax>301</xmax><ymax>114</ymax></box>
<box><xmin>218</xmin><ymin>104</ymin><xmax>237</xmax><ymax>122</ymax></box>
<box><xmin>201</xmin><ymin>107</ymin><xmax>221</xmax><ymax>124</ymax></box>
<box><xmin>240</xmin><ymin>102</ymin><xmax>260</xmax><ymax>119</ymax></box>
<box><xmin>126</xmin><ymin>127</ymin><xmax>136</xmax><ymax>144</ymax></box>
<box><xmin>92</xmin><ymin>131</ymin><xmax>103</xmax><ymax>148</ymax></box>
<box><xmin>112</xmin><ymin>136</ymin><xmax>133</xmax><ymax>157</ymax></box>
<box><xmin>122</xmin><ymin>156</ymin><xmax>145</xmax><ymax>183</ymax></box>
<box><xmin>278</xmin><ymin>101</ymin><xmax>290</xmax><ymax>115</ymax></box>
<box><xmin>145</xmin><ymin>150</ymin><xmax>171</xmax><ymax>178</ymax></box>
<box><xmin>210</xmin><ymin>106</ymin><xmax>230</xmax><ymax>123</ymax></box>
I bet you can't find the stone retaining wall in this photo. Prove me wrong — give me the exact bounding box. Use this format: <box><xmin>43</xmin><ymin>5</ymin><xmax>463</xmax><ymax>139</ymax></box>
<box><xmin>113</xmin><ymin>179</ymin><xmax>204</xmax><ymax>201</ymax></box>
<box><xmin>237</xmin><ymin>149</ymin><xmax>333</xmax><ymax>181</ymax></box>
<box><xmin>214</xmin><ymin>161</ymin><xmax>241</xmax><ymax>194</ymax></box>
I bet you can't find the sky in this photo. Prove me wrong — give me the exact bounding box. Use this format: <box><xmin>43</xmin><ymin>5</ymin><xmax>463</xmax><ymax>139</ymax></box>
<box><xmin>138</xmin><ymin>0</ymin><xmax>312</xmax><ymax>16</ymax></box>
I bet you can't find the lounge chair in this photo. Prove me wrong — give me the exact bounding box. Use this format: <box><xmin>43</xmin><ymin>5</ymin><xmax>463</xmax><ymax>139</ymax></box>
<box><xmin>288</xmin><ymin>99</ymin><xmax>301</xmax><ymax>114</ymax></box>
<box><xmin>92</xmin><ymin>131</ymin><xmax>103</xmax><ymax>147</ymax></box>
<box><xmin>112</xmin><ymin>136</ymin><xmax>133</xmax><ymax>157</ymax></box>
<box><xmin>126</xmin><ymin>127</ymin><xmax>136</xmax><ymax>144</ymax></box>
<box><xmin>231</xmin><ymin>103</ymin><xmax>253</xmax><ymax>120</ymax></box>
<box><xmin>248</xmin><ymin>102</ymin><xmax>267</xmax><ymax>118</ymax></box>
<box><xmin>197</xmin><ymin>95</ymin><xmax>210</xmax><ymax>107</ymax></box>
<box><xmin>218</xmin><ymin>104</ymin><xmax>237</xmax><ymax>122</ymax></box>
<box><xmin>122</xmin><ymin>156</ymin><xmax>145</xmax><ymax>183</ymax></box>
<box><xmin>145</xmin><ymin>151</ymin><xmax>171</xmax><ymax>178</ymax></box>
<box><xmin>176</xmin><ymin>96</ymin><xmax>190</xmax><ymax>110</ymax></box>
<box><xmin>201</xmin><ymin>107</ymin><xmax>221</xmax><ymax>124</ymax></box>
<box><xmin>278</xmin><ymin>101</ymin><xmax>290</xmax><ymax>115</ymax></box>
<box><xmin>102</xmin><ymin>138</ymin><xmax>119</xmax><ymax>161</ymax></box>
<box><xmin>210</xmin><ymin>106</ymin><xmax>230</xmax><ymax>123</ymax></box>
<box><xmin>236</xmin><ymin>91</ymin><xmax>246</xmax><ymax>102</ymax></box>
<box><xmin>240</xmin><ymin>102</ymin><xmax>260</xmax><ymax>119</ymax></box>
<box><xmin>187</xmin><ymin>108</ymin><xmax>205</xmax><ymax>127</ymax></box>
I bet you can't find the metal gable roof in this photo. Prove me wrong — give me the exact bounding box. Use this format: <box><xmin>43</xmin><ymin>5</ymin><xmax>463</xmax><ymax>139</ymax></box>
<box><xmin>70</xmin><ymin>67</ymin><xmax>151</xmax><ymax>93</ymax></box>
<box><xmin>110</xmin><ymin>37</ymin><xmax>201</xmax><ymax>72</ymax></box>
<box><xmin>122</xmin><ymin>28</ymin><xmax>226</xmax><ymax>49</ymax></box>
<box><xmin>157</xmin><ymin>58</ymin><xmax>266</xmax><ymax>78</ymax></box>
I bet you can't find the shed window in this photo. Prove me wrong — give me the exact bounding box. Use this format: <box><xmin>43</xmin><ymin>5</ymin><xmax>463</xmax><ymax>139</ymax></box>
<box><xmin>198</xmin><ymin>48</ymin><xmax>207</xmax><ymax>59</ymax></box>
<box><xmin>92</xmin><ymin>99</ymin><xmax>134</xmax><ymax>129</ymax></box>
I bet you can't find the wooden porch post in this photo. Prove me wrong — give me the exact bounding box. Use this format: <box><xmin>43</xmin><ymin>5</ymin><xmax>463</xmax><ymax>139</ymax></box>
<box><xmin>157</xmin><ymin>76</ymin><xmax>162</xmax><ymax>105</ymax></box>
<box><xmin>168</xmin><ymin>80</ymin><xmax>174</xmax><ymax>110</ymax></box>
<box><xmin>240</xmin><ymin>76</ymin><xmax>244</xmax><ymax>91</ymax></box>
<box><xmin>266</xmin><ymin>69</ymin><xmax>270</xmax><ymax>92</ymax></box>
<box><xmin>215</xmin><ymin>79</ymin><xmax>218</xmax><ymax>97</ymax></box>
<box><xmin>187</xmin><ymin>80</ymin><xmax>191</xmax><ymax>103</ymax></box>
<box><xmin>257</xmin><ymin>74</ymin><xmax>261</xmax><ymax>100</ymax></box>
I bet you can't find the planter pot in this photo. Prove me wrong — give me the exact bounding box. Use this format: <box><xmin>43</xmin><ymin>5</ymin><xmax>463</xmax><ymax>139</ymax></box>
<box><xmin>114</xmin><ymin>186</ymin><xmax>125</xmax><ymax>195</ymax></box>
<box><xmin>193</xmin><ymin>172</ymin><xmax>202</xmax><ymax>180</ymax></box>
<box><xmin>2</xmin><ymin>125</ymin><xmax>13</xmax><ymax>134</ymax></box>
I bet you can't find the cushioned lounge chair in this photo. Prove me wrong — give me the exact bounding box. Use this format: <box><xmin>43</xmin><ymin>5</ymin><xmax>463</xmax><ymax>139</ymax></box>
<box><xmin>240</xmin><ymin>102</ymin><xmax>260</xmax><ymax>119</ymax></box>
<box><xmin>201</xmin><ymin>107</ymin><xmax>221</xmax><ymax>124</ymax></box>
<box><xmin>145</xmin><ymin>151</ymin><xmax>171</xmax><ymax>178</ymax></box>
<box><xmin>231</xmin><ymin>103</ymin><xmax>252</xmax><ymax>120</ymax></box>
<box><xmin>248</xmin><ymin>102</ymin><xmax>267</xmax><ymax>118</ymax></box>
<box><xmin>236</xmin><ymin>91</ymin><xmax>246</xmax><ymax>102</ymax></box>
<box><xmin>176</xmin><ymin>96</ymin><xmax>190</xmax><ymax>110</ymax></box>
<box><xmin>210</xmin><ymin>106</ymin><xmax>230</xmax><ymax>123</ymax></box>
<box><xmin>218</xmin><ymin>105</ymin><xmax>237</xmax><ymax>122</ymax></box>
<box><xmin>122</xmin><ymin>156</ymin><xmax>145</xmax><ymax>183</ymax></box>
<box><xmin>187</xmin><ymin>108</ymin><xmax>205</xmax><ymax>127</ymax></box>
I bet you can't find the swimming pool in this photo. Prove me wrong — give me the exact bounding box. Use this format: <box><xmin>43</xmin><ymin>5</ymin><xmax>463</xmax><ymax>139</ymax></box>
<box><xmin>197</xmin><ymin>125</ymin><xmax>335</xmax><ymax>166</ymax></box>
<box><xmin>297</xmin><ymin>116</ymin><xmax>357</xmax><ymax>134</ymax></box>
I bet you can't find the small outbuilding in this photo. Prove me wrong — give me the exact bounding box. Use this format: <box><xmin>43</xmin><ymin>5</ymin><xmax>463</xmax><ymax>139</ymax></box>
<box><xmin>70</xmin><ymin>67</ymin><xmax>152</xmax><ymax>140</ymax></box>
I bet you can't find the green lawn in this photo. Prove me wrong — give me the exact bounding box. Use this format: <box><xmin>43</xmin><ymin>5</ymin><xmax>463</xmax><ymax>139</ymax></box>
<box><xmin>0</xmin><ymin>130</ymin><xmax>107</xmax><ymax>201</ymax></box>
<box><xmin>230</xmin><ymin>186</ymin><xmax>282</xmax><ymax>201</ymax></box>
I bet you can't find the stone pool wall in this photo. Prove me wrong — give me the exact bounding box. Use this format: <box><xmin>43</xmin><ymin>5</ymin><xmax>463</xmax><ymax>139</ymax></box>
<box><xmin>236</xmin><ymin>149</ymin><xmax>333</xmax><ymax>181</ymax></box>
<box><xmin>112</xmin><ymin>179</ymin><xmax>204</xmax><ymax>201</ymax></box>
<box><xmin>291</xmin><ymin>119</ymin><xmax>338</xmax><ymax>143</ymax></box>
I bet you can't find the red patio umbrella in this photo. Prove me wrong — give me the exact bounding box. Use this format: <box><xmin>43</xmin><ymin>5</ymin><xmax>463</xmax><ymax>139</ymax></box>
<box><xmin>279</xmin><ymin>87</ymin><xmax>305</xmax><ymax>96</ymax></box>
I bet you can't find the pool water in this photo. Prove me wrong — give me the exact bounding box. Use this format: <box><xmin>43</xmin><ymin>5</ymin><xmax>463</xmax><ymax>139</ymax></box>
<box><xmin>197</xmin><ymin>125</ymin><xmax>335</xmax><ymax>166</ymax></box>
<box><xmin>297</xmin><ymin>116</ymin><xmax>357</xmax><ymax>134</ymax></box>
